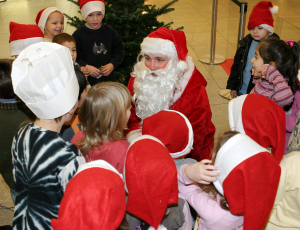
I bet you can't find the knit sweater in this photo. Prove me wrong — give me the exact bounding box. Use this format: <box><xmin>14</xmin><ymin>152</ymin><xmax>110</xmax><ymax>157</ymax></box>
<box><xmin>250</xmin><ymin>65</ymin><xmax>294</xmax><ymax>108</ymax></box>
<box><xmin>0</xmin><ymin>100</ymin><xmax>35</xmax><ymax>189</ymax></box>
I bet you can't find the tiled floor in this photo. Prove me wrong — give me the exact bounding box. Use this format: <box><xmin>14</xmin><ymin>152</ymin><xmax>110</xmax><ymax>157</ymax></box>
<box><xmin>1</xmin><ymin>0</ymin><xmax>300</xmax><ymax>226</ymax></box>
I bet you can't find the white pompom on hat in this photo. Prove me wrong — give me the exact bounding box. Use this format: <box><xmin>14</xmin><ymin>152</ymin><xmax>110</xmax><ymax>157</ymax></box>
<box><xmin>11</xmin><ymin>42</ymin><xmax>79</xmax><ymax>119</ymax></box>
<box><xmin>9</xmin><ymin>21</ymin><xmax>44</xmax><ymax>57</ymax></box>
<box><xmin>141</xmin><ymin>27</ymin><xmax>188</xmax><ymax>72</ymax></box>
<box><xmin>35</xmin><ymin>7</ymin><xmax>63</xmax><ymax>34</ymax></box>
<box><xmin>78</xmin><ymin>0</ymin><xmax>105</xmax><ymax>19</ymax></box>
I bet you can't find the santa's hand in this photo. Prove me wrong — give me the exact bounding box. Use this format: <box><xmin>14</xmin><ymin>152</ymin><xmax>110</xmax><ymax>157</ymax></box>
<box><xmin>258</xmin><ymin>64</ymin><xmax>269</xmax><ymax>79</ymax></box>
<box><xmin>86</xmin><ymin>65</ymin><xmax>101</xmax><ymax>78</ymax></box>
<box><xmin>185</xmin><ymin>160</ymin><xmax>219</xmax><ymax>184</ymax></box>
<box><xmin>126</xmin><ymin>129</ymin><xmax>142</xmax><ymax>143</ymax></box>
<box><xmin>101</xmin><ymin>63</ymin><xmax>114</xmax><ymax>76</ymax></box>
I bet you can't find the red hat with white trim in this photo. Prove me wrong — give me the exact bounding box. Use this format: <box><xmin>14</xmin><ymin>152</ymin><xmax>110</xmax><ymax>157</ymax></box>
<box><xmin>78</xmin><ymin>0</ymin><xmax>105</xmax><ymax>19</ymax></box>
<box><xmin>142</xmin><ymin>110</ymin><xmax>193</xmax><ymax>159</ymax></box>
<box><xmin>35</xmin><ymin>7</ymin><xmax>63</xmax><ymax>34</ymax></box>
<box><xmin>141</xmin><ymin>27</ymin><xmax>188</xmax><ymax>72</ymax></box>
<box><xmin>125</xmin><ymin>135</ymin><xmax>178</xmax><ymax>230</ymax></box>
<box><xmin>9</xmin><ymin>22</ymin><xmax>44</xmax><ymax>57</ymax></box>
<box><xmin>228</xmin><ymin>94</ymin><xmax>285</xmax><ymax>164</ymax></box>
<box><xmin>51</xmin><ymin>160</ymin><xmax>126</xmax><ymax>230</ymax></box>
<box><xmin>213</xmin><ymin>133</ymin><xmax>281</xmax><ymax>230</ymax></box>
<box><xmin>248</xmin><ymin>1</ymin><xmax>278</xmax><ymax>35</ymax></box>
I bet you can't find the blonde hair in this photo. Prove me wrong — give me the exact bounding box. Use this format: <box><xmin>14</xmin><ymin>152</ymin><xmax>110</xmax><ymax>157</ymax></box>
<box><xmin>77</xmin><ymin>82</ymin><xmax>131</xmax><ymax>156</ymax></box>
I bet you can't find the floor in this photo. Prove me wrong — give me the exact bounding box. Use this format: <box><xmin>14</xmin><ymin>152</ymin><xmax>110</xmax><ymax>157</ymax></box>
<box><xmin>1</xmin><ymin>0</ymin><xmax>300</xmax><ymax>226</ymax></box>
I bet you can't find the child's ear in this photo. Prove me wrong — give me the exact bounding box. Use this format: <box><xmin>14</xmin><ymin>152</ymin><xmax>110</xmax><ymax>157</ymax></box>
<box><xmin>68</xmin><ymin>101</ymin><xmax>79</xmax><ymax>116</ymax></box>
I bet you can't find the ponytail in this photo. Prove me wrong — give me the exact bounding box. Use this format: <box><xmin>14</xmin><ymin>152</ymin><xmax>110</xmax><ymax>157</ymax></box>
<box><xmin>258</xmin><ymin>38</ymin><xmax>299</xmax><ymax>94</ymax></box>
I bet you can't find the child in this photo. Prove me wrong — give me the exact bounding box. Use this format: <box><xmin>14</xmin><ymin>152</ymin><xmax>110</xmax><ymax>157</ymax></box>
<box><xmin>51</xmin><ymin>160</ymin><xmax>127</xmax><ymax>230</ymax></box>
<box><xmin>62</xmin><ymin>69</ymin><xmax>89</xmax><ymax>142</ymax></box>
<box><xmin>52</xmin><ymin>32</ymin><xmax>89</xmax><ymax>77</ymax></box>
<box><xmin>250</xmin><ymin>38</ymin><xmax>299</xmax><ymax>109</ymax></box>
<box><xmin>11</xmin><ymin>42</ymin><xmax>86</xmax><ymax>229</ymax></box>
<box><xmin>71</xmin><ymin>82</ymin><xmax>131</xmax><ymax>174</ymax></box>
<box><xmin>125</xmin><ymin>135</ymin><xmax>183</xmax><ymax>230</ymax></box>
<box><xmin>178</xmin><ymin>131</ymin><xmax>244</xmax><ymax>230</ymax></box>
<box><xmin>9</xmin><ymin>21</ymin><xmax>44</xmax><ymax>57</ymax></box>
<box><xmin>72</xmin><ymin>0</ymin><xmax>125</xmax><ymax>86</ymax></box>
<box><xmin>226</xmin><ymin>1</ymin><xmax>279</xmax><ymax>98</ymax></box>
<box><xmin>36</xmin><ymin>7</ymin><xmax>64</xmax><ymax>42</ymax></box>
<box><xmin>0</xmin><ymin>59</ymin><xmax>36</xmax><ymax>204</ymax></box>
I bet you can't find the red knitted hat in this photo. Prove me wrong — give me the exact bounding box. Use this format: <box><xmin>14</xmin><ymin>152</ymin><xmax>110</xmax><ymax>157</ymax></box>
<box><xmin>35</xmin><ymin>7</ymin><xmax>62</xmax><ymax>33</ymax></box>
<box><xmin>247</xmin><ymin>1</ymin><xmax>278</xmax><ymax>34</ymax></box>
<box><xmin>125</xmin><ymin>135</ymin><xmax>178</xmax><ymax>230</ymax></box>
<box><xmin>9</xmin><ymin>21</ymin><xmax>44</xmax><ymax>56</ymax></box>
<box><xmin>78</xmin><ymin>0</ymin><xmax>105</xmax><ymax>19</ymax></box>
<box><xmin>51</xmin><ymin>160</ymin><xmax>126</xmax><ymax>230</ymax></box>
<box><xmin>213</xmin><ymin>134</ymin><xmax>281</xmax><ymax>230</ymax></box>
<box><xmin>142</xmin><ymin>110</ymin><xmax>193</xmax><ymax>159</ymax></box>
<box><xmin>141</xmin><ymin>27</ymin><xmax>188</xmax><ymax>71</ymax></box>
<box><xmin>228</xmin><ymin>94</ymin><xmax>285</xmax><ymax>164</ymax></box>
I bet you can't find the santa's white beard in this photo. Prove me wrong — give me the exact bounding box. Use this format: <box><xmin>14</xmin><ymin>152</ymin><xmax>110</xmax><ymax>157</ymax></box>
<box><xmin>133</xmin><ymin>58</ymin><xmax>185</xmax><ymax>120</ymax></box>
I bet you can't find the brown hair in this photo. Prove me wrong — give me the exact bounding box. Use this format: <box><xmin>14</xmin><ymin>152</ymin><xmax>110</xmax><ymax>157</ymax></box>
<box><xmin>77</xmin><ymin>82</ymin><xmax>131</xmax><ymax>156</ymax></box>
<box><xmin>52</xmin><ymin>33</ymin><xmax>76</xmax><ymax>45</ymax></box>
<box><xmin>198</xmin><ymin>130</ymin><xmax>239</xmax><ymax>211</ymax></box>
<box><xmin>0</xmin><ymin>59</ymin><xmax>15</xmax><ymax>99</ymax></box>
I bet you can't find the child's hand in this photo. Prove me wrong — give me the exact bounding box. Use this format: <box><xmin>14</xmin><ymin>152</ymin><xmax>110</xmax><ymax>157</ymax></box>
<box><xmin>258</xmin><ymin>64</ymin><xmax>270</xmax><ymax>79</ymax></box>
<box><xmin>86</xmin><ymin>65</ymin><xmax>101</xmax><ymax>78</ymax></box>
<box><xmin>185</xmin><ymin>160</ymin><xmax>219</xmax><ymax>185</ymax></box>
<box><xmin>101</xmin><ymin>63</ymin><xmax>114</xmax><ymax>76</ymax></box>
<box><xmin>81</xmin><ymin>66</ymin><xmax>90</xmax><ymax>77</ymax></box>
<box><xmin>230</xmin><ymin>90</ymin><xmax>237</xmax><ymax>99</ymax></box>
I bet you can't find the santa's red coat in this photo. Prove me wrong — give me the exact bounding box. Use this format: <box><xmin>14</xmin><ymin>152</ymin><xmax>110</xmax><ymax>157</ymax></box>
<box><xmin>126</xmin><ymin>66</ymin><xmax>215</xmax><ymax>161</ymax></box>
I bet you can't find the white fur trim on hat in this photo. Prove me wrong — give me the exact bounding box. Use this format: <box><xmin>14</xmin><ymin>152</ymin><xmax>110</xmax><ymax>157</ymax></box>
<box><xmin>213</xmin><ymin>134</ymin><xmax>269</xmax><ymax>195</ymax></box>
<box><xmin>148</xmin><ymin>225</ymin><xmax>167</xmax><ymax>230</ymax></box>
<box><xmin>270</xmin><ymin>5</ymin><xmax>279</xmax><ymax>14</ymax></box>
<box><xmin>76</xmin><ymin>160</ymin><xmax>123</xmax><ymax>179</ymax></box>
<box><xmin>11</xmin><ymin>42</ymin><xmax>79</xmax><ymax>119</ymax></box>
<box><xmin>81</xmin><ymin>1</ymin><xmax>105</xmax><ymax>19</ymax></box>
<box><xmin>38</xmin><ymin>7</ymin><xmax>62</xmax><ymax>34</ymax></box>
<box><xmin>141</xmin><ymin>37</ymin><xmax>178</xmax><ymax>60</ymax></box>
<box><xmin>168</xmin><ymin>110</ymin><xmax>193</xmax><ymax>158</ymax></box>
<box><xmin>10</xmin><ymin>37</ymin><xmax>44</xmax><ymax>56</ymax></box>
<box><xmin>260</xmin><ymin>24</ymin><xmax>274</xmax><ymax>36</ymax></box>
<box><xmin>228</xmin><ymin>94</ymin><xmax>247</xmax><ymax>134</ymax></box>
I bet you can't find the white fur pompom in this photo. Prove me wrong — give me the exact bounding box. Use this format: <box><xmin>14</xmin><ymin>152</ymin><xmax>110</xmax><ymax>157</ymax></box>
<box><xmin>148</xmin><ymin>225</ymin><xmax>167</xmax><ymax>230</ymax></box>
<box><xmin>270</xmin><ymin>5</ymin><xmax>278</xmax><ymax>14</ymax></box>
<box><xmin>177</xmin><ymin>60</ymin><xmax>188</xmax><ymax>72</ymax></box>
<box><xmin>297</xmin><ymin>69</ymin><xmax>300</xmax><ymax>82</ymax></box>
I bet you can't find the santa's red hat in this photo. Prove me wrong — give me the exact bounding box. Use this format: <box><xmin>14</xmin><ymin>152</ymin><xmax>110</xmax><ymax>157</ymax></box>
<box><xmin>213</xmin><ymin>133</ymin><xmax>281</xmax><ymax>230</ymax></box>
<box><xmin>141</xmin><ymin>27</ymin><xmax>188</xmax><ymax>71</ymax></box>
<box><xmin>125</xmin><ymin>135</ymin><xmax>178</xmax><ymax>230</ymax></box>
<box><xmin>78</xmin><ymin>0</ymin><xmax>105</xmax><ymax>19</ymax></box>
<box><xmin>9</xmin><ymin>22</ymin><xmax>44</xmax><ymax>57</ymax></box>
<box><xmin>51</xmin><ymin>160</ymin><xmax>126</xmax><ymax>230</ymax></box>
<box><xmin>248</xmin><ymin>1</ymin><xmax>278</xmax><ymax>35</ymax></box>
<box><xmin>228</xmin><ymin>94</ymin><xmax>285</xmax><ymax>164</ymax></box>
<box><xmin>35</xmin><ymin>7</ymin><xmax>62</xmax><ymax>33</ymax></box>
<box><xmin>142</xmin><ymin>110</ymin><xmax>193</xmax><ymax>159</ymax></box>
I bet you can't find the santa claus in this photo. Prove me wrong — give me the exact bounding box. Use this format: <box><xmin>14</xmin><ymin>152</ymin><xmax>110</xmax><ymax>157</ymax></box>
<box><xmin>126</xmin><ymin>27</ymin><xmax>215</xmax><ymax>161</ymax></box>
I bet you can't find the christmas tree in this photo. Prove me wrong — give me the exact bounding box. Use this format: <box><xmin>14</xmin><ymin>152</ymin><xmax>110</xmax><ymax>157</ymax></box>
<box><xmin>64</xmin><ymin>0</ymin><xmax>182</xmax><ymax>85</ymax></box>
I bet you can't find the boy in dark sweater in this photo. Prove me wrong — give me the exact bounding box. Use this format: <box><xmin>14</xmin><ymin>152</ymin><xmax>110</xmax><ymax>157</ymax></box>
<box><xmin>72</xmin><ymin>0</ymin><xmax>125</xmax><ymax>86</ymax></box>
<box><xmin>226</xmin><ymin>1</ymin><xmax>279</xmax><ymax>98</ymax></box>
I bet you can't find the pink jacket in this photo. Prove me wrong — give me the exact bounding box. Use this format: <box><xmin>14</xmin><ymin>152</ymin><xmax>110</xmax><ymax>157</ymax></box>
<box><xmin>178</xmin><ymin>165</ymin><xmax>244</xmax><ymax>230</ymax></box>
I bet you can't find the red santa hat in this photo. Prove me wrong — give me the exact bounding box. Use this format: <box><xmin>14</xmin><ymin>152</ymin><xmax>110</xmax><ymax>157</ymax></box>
<box><xmin>141</xmin><ymin>27</ymin><xmax>188</xmax><ymax>72</ymax></box>
<box><xmin>213</xmin><ymin>133</ymin><xmax>281</xmax><ymax>230</ymax></box>
<box><xmin>78</xmin><ymin>0</ymin><xmax>105</xmax><ymax>19</ymax></box>
<box><xmin>35</xmin><ymin>7</ymin><xmax>63</xmax><ymax>33</ymax></box>
<box><xmin>247</xmin><ymin>1</ymin><xmax>278</xmax><ymax>35</ymax></box>
<box><xmin>142</xmin><ymin>110</ymin><xmax>193</xmax><ymax>159</ymax></box>
<box><xmin>228</xmin><ymin>94</ymin><xmax>285</xmax><ymax>164</ymax></box>
<box><xmin>9</xmin><ymin>22</ymin><xmax>44</xmax><ymax>57</ymax></box>
<box><xmin>125</xmin><ymin>135</ymin><xmax>178</xmax><ymax>230</ymax></box>
<box><xmin>51</xmin><ymin>160</ymin><xmax>126</xmax><ymax>230</ymax></box>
